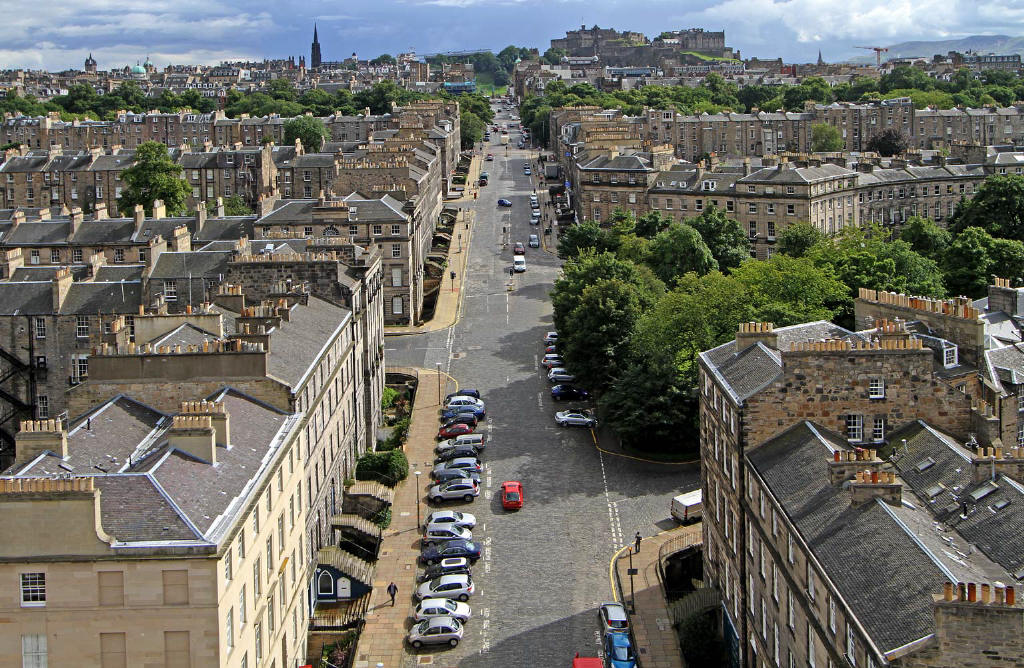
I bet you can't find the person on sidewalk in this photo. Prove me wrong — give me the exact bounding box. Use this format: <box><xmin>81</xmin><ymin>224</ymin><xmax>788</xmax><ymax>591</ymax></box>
<box><xmin>634</xmin><ymin>532</ymin><xmax>642</xmax><ymax>554</ymax></box>
<box><xmin>387</xmin><ymin>582</ymin><xmax>398</xmax><ymax>606</ymax></box>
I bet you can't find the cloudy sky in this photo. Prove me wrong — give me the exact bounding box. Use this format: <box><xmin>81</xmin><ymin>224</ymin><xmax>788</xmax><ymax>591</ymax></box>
<box><xmin>2</xmin><ymin>0</ymin><xmax>1023</xmax><ymax>71</ymax></box>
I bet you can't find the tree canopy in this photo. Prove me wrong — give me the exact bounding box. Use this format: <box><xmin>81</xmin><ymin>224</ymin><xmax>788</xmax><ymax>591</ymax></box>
<box><xmin>118</xmin><ymin>141</ymin><xmax>191</xmax><ymax>216</ymax></box>
<box><xmin>283</xmin><ymin>116</ymin><xmax>328</xmax><ymax>152</ymax></box>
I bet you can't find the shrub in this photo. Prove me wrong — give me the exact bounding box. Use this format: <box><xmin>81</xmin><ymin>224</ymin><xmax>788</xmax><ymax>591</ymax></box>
<box><xmin>377</xmin><ymin>416</ymin><xmax>410</xmax><ymax>451</ymax></box>
<box><xmin>371</xmin><ymin>507</ymin><xmax>392</xmax><ymax>529</ymax></box>
<box><xmin>355</xmin><ymin>449</ymin><xmax>408</xmax><ymax>486</ymax></box>
<box><xmin>381</xmin><ymin>386</ymin><xmax>399</xmax><ymax>410</ymax></box>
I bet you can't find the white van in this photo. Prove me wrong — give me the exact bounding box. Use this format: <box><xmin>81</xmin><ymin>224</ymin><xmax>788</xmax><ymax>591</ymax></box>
<box><xmin>670</xmin><ymin>490</ymin><xmax>702</xmax><ymax>523</ymax></box>
<box><xmin>454</xmin><ymin>434</ymin><xmax>486</xmax><ymax>449</ymax></box>
<box><xmin>513</xmin><ymin>256</ymin><xmax>526</xmax><ymax>273</ymax></box>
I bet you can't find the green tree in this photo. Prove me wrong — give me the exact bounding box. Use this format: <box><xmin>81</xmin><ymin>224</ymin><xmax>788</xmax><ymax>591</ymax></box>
<box><xmin>634</xmin><ymin>211</ymin><xmax>674</xmax><ymax>239</ymax></box>
<box><xmin>776</xmin><ymin>221</ymin><xmax>825</xmax><ymax>258</ymax></box>
<box><xmin>551</xmin><ymin>251</ymin><xmax>663</xmax><ymax>335</ymax></box>
<box><xmin>283</xmin><ymin>116</ymin><xmax>328</xmax><ymax>151</ymax></box>
<box><xmin>460</xmin><ymin>110</ymin><xmax>485</xmax><ymax>146</ymax></box>
<box><xmin>209</xmin><ymin>195</ymin><xmax>252</xmax><ymax>216</ymax></box>
<box><xmin>866</xmin><ymin>128</ymin><xmax>908</xmax><ymax>156</ymax></box>
<box><xmin>557</xmin><ymin>220</ymin><xmax>606</xmax><ymax>259</ymax></box>
<box><xmin>561</xmin><ymin>278</ymin><xmax>653</xmax><ymax>393</ymax></box>
<box><xmin>370</xmin><ymin>54</ymin><xmax>396</xmax><ymax>66</ymax></box>
<box><xmin>686</xmin><ymin>207</ymin><xmax>749</xmax><ymax>271</ymax></box>
<box><xmin>811</xmin><ymin>123</ymin><xmax>844</xmax><ymax>152</ymax></box>
<box><xmin>730</xmin><ymin>255</ymin><xmax>847</xmax><ymax>325</ymax></box>
<box><xmin>900</xmin><ymin>216</ymin><xmax>951</xmax><ymax>262</ymax></box>
<box><xmin>943</xmin><ymin>227</ymin><xmax>994</xmax><ymax>297</ymax></box>
<box><xmin>118</xmin><ymin>141</ymin><xmax>191</xmax><ymax>216</ymax></box>
<box><xmin>949</xmin><ymin>174</ymin><xmax>1024</xmax><ymax>241</ymax></box>
<box><xmin>646</xmin><ymin>223</ymin><xmax>717</xmax><ymax>284</ymax></box>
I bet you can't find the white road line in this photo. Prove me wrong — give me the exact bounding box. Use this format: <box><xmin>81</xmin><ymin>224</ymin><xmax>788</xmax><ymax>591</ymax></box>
<box><xmin>599</xmin><ymin>450</ymin><xmax>623</xmax><ymax>549</ymax></box>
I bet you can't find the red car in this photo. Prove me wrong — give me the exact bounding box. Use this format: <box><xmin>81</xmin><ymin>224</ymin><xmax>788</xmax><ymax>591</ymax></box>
<box><xmin>500</xmin><ymin>481</ymin><xmax>524</xmax><ymax>510</ymax></box>
<box><xmin>514</xmin><ymin>242</ymin><xmax>525</xmax><ymax>255</ymax></box>
<box><xmin>438</xmin><ymin>422</ymin><xmax>474</xmax><ymax>439</ymax></box>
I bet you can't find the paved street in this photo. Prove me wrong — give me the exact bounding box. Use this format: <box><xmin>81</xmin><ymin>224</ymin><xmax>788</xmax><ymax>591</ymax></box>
<box><xmin>386</xmin><ymin>105</ymin><xmax>700</xmax><ymax>666</ymax></box>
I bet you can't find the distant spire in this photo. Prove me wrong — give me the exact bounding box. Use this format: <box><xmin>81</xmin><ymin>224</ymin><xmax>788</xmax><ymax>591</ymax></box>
<box><xmin>817</xmin><ymin>49</ymin><xmax>824</xmax><ymax>66</ymax></box>
<box><xmin>313</xmin><ymin>23</ymin><xmax>319</xmax><ymax>43</ymax></box>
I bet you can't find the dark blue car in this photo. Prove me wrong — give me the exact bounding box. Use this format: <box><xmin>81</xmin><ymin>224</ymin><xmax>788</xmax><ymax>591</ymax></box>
<box><xmin>420</xmin><ymin>539</ymin><xmax>482</xmax><ymax>565</ymax></box>
<box><xmin>551</xmin><ymin>384</ymin><xmax>589</xmax><ymax>402</ymax></box>
<box><xmin>444</xmin><ymin>389</ymin><xmax>481</xmax><ymax>402</ymax></box>
<box><xmin>498</xmin><ymin>199</ymin><xmax>512</xmax><ymax>207</ymax></box>
<box><xmin>440</xmin><ymin>405</ymin><xmax>486</xmax><ymax>421</ymax></box>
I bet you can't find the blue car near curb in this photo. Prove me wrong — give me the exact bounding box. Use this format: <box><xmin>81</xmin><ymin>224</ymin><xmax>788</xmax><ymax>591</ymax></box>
<box><xmin>603</xmin><ymin>632</ymin><xmax>637</xmax><ymax>668</ymax></box>
<box><xmin>420</xmin><ymin>539</ymin><xmax>482</xmax><ymax>565</ymax></box>
<box><xmin>440</xmin><ymin>405</ymin><xmax>486</xmax><ymax>421</ymax></box>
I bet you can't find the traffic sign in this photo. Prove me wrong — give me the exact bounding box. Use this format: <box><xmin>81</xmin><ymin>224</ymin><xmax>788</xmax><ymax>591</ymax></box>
<box><xmin>564</xmin><ymin>181</ymin><xmax>571</xmax><ymax>188</ymax></box>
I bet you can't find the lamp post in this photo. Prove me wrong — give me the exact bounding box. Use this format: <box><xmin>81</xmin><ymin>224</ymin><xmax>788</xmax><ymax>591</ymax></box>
<box><xmin>436</xmin><ymin>362</ymin><xmax>443</xmax><ymax>405</ymax></box>
<box><xmin>628</xmin><ymin>547</ymin><xmax>637</xmax><ymax>614</ymax></box>
<box><xmin>414</xmin><ymin>470</ymin><xmax>422</xmax><ymax>529</ymax></box>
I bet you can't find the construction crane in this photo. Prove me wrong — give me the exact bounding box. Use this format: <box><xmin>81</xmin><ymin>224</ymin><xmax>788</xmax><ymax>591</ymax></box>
<box><xmin>855</xmin><ymin>46</ymin><xmax>890</xmax><ymax>67</ymax></box>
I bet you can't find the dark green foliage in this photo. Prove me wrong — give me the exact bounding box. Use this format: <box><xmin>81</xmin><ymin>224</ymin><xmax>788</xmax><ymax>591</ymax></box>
<box><xmin>355</xmin><ymin>449</ymin><xmax>409</xmax><ymax>486</ymax></box>
<box><xmin>283</xmin><ymin>116</ymin><xmax>328</xmax><ymax>152</ymax></box>
<box><xmin>866</xmin><ymin>128</ymin><xmax>909</xmax><ymax>156</ymax></box>
<box><xmin>776</xmin><ymin>221</ymin><xmax>825</xmax><ymax>258</ymax></box>
<box><xmin>118</xmin><ymin>142</ymin><xmax>191</xmax><ymax>216</ymax></box>
<box><xmin>950</xmin><ymin>174</ymin><xmax>1024</xmax><ymax>241</ymax></box>
<box><xmin>811</xmin><ymin>123</ymin><xmax>844</xmax><ymax>152</ymax></box>
<box><xmin>685</xmin><ymin>207</ymin><xmax>749</xmax><ymax>271</ymax></box>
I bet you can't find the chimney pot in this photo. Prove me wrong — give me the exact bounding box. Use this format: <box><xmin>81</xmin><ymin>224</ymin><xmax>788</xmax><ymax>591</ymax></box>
<box><xmin>957</xmin><ymin>582</ymin><xmax>967</xmax><ymax>601</ymax></box>
<box><xmin>1008</xmin><ymin>586</ymin><xmax>1016</xmax><ymax>606</ymax></box>
<box><xmin>943</xmin><ymin>581</ymin><xmax>954</xmax><ymax>601</ymax></box>
<box><xmin>981</xmin><ymin>583</ymin><xmax>991</xmax><ymax>603</ymax></box>
<box><xmin>968</xmin><ymin>583</ymin><xmax>977</xmax><ymax>602</ymax></box>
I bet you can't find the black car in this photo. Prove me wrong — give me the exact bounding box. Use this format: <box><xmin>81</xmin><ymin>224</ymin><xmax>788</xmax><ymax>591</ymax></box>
<box><xmin>432</xmin><ymin>469</ymin><xmax>482</xmax><ymax>484</ymax></box>
<box><xmin>419</xmin><ymin>561</ymin><xmax>472</xmax><ymax>582</ymax></box>
<box><xmin>435</xmin><ymin>446</ymin><xmax>481</xmax><ymax>463</ymax></box>
<box><xmin>551</xmin><ymin>384</ymin><xmax>590</xmax><ymax>401</ymax></box>
<box><xmin>442</xmin><ymin>415</ymin><xmax>478</xmax><ymax>429</ymax></box>
<box><xmin>420</xmin><ymin>539</ymin><xmax>482</xmax><ymax>565</ymax></box>
<box><xmin>445</xmin><ymin>389</ymin><xmax>481</xmax><ymax>402</ymax></box>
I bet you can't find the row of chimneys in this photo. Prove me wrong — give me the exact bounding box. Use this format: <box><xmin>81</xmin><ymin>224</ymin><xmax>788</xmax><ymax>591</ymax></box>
<box><xmin>788</xmin><ymin>338</ymin><xmax>924</xmax><ymax>352</ymax></box>
<box><xmin>858</xmin><ymin>288</ymin><xmax>981</xmax><ymax>321</ymax></box>
<box><xmin>942</xmin><ymin>581</ymin><xmax>1017</xmax><ymax>606</ymax></box>
<box><xmin>94</xmin><ymin>338</ymin><xmax>264</xmax><ymax>356</ymax></box>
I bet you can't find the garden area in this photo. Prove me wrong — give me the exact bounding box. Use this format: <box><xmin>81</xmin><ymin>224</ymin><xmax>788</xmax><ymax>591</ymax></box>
<box><xmin>351</xmin><ymin>378</ymin><xmax>418</xmax><ymax>511</ymax></box>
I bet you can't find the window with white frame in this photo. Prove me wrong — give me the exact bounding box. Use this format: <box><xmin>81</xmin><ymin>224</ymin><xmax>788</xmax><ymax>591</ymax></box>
<box><xmin>787</xmin><ymin>533</ymin><xmax>794</xmax><ymax>563</ymax></box>
<box><xmin>1018</xmin><ymin>392</ymin><xmax>1024</xmax><ymax>412</ymax></box>
<box><xmin>224</xmin><ymin>549</ymin><xmax>232</xmax><ymax>582</ymax></box>
<box><xmin>1017</xmin><ymin>422</ymin><xmax>1024</xmax><ymax>448</ymax></box>
<box><xmin>787</xmin><ymin>588</ymin><xmax>795</xmax><ymax>629</ymax></box>
<box><xmin>828</xmin><ymin>596</ymin><xmax>836</xmax><ymax>633</ymax></box>
<box><xmin>868</xmin><ymin>378</ymin><xmax>884</xmax><ymax>399</ymax></box>
<box><xmin>372</xmin><ymin>224</ymin><xmax>382</xmax><ymax>235</ymax></box>
<box><xmin>808</xmin><ymin>622</ymin><xmax>816</xmax><ymax>668</ymax></box>
<box><xmin>846</xmin><ymin>625</ymin><xmax>857</xmax><ymax>665</ymax></box>
<box><xmin>163</xmin><ymin>280</ymin><xmax>177</xmax><ymax>302</ymax></box>
<box><xmin>943</xmin><ymin>345</ymin><xmax>958</xmax><ymax>367</ymax></box>
<box><xmin>391</xmin><ymin>224</ymin><xmax>402</xmax><ymax>235</ymax></box>
<box><xmin>20</xmin><ymin>573</ymin><xmax>46</xmax><ymax>606</ymax></box>
<box><xmin>392</xmin><ymin>296</ymin><xmax>404</xmax><ymax>315</ymax></box>
<box><xmin>807</xmin><ymin>562</ymin><xmax>815</xmax><ymax>600</ymax></box>
<box><xmin>391</xmin><ymin>244</ymin><xmax>401</xmax><ymax>258</ymax></box>
<box><xmin>36</xmin><ymin>395</ymin><xmax>48</xmax><ymax>419</ymax></box>
<box><xmin>846</xmin><ymin>414</ymin><xmax>863</xmax><ymax>441</ymax></box>
<box><xmin>21</xmin><ymin>634</ymin><xmax>47</xmax><ymax>668</ymax></box>
<box><xmin>76</xmin><ymin>315</ymin><xmax>89</xmax><ymax>338</ymax></box>
<box><xmin>34</xmin><ymin>318</ymin><xmax>46</xmax><ymax>339</ymax></box>
<box><xmin>774</xmin><ymin>621</ymin><xmax>780</xmax><ymax>666</ymax></box>
<box><xmin>872</xmin><ymin>417</ymin><xmax>885</xmax><ymax>442</ymax></box>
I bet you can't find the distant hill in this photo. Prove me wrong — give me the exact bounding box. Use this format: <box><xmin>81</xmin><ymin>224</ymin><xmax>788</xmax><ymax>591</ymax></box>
<box><xmin>847</xmin><ymin>35</ymin><xmax>1024</xmax><ymax>63</ymax></box>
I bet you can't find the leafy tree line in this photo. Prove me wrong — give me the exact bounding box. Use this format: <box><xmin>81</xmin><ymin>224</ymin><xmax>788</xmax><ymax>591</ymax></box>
<box><xmin>552</xmin><ymin>174</ymin><xmax>1024</xmax><ymax>454</ymax></box>
<box><xmin>427</xmin><ymin>46</ymin><xmax>533</xmax><ymax>88</ymax></box>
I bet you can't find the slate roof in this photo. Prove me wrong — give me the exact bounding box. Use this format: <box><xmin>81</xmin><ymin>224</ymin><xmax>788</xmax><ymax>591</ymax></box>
<box><xmin>93</xmin><ymin>265</ymin><xmax>146</xmax><ymax>282</ymax></box>
<box><xmin>148</xmin><ymin>322</ymin><xmax>221</xmax><ymax>348</ymax></box>
<box><xmin>92</xmin><ymin>475</ymin><xmax>200</xmax><ymax>542</ymax></box>
<box><xmin>701</xmin><ymin>321</ymin><xmax>861</xmax><ymax>402</ymax></box>
<box><xmin>0</xmin><ymin>282</ymin><xmax>52</xmax><ymax>314</ymax></box>
<box><xmin>266</xmin><ymin>296</ymin><xmax>349</xmax><ymax>386</ymax></box>
<box><xmin>149</xmin><ymin>251</ymin><xmax>233</xmax><ymax>279</ymax></box>
<box><xmin>60</xmin><ymin>281</ymin><xmax>142</xmax><ymax>314</ymax></box>
<box><xmin>748</xmin><ymin>421</ymin><xmax>1007</xmax><ymax>655</ymax></box>
<box><xmin>738</xmin><ymin>162</ymin><xmax>854</xmax><ymax>184</ymax></box>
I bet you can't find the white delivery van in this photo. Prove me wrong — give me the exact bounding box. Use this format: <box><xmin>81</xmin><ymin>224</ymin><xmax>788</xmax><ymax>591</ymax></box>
<box><xmin>513</xmin><ymin>256</ymin><xmax>526</xmax><ymax>273</ymax></box>
<box><xmin>670</xmin><ymin>489</ymin><xmax>702</xmax><ymax>523</ymax></box>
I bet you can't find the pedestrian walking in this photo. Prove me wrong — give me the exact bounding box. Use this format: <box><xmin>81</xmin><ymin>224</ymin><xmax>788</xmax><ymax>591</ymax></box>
<box><xmin>387</xmin><ymin>582</ymin><xmax>398</xmax><ymax>606</ymax></box>
<box><xmin>634</xmin><ymin>532</ymin><xmax>642</xmax><ymax>554</ymax></box>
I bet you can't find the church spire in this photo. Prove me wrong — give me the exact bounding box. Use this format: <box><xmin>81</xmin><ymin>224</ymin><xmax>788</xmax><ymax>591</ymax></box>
<box><xmin>313</xmin><ymin>23</ymin><xmax>318</xmax><ymax>43</ymax></box>
<box><xmin>311</xmin><ymin>22</ymin><xmax>322</xmax><ymax>70</ymax></box>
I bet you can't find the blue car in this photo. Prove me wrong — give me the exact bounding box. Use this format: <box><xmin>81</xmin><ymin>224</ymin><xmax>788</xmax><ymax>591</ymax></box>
<box><xmin>420</xmin><ymin>539</ymin><xmax>482</xmax><ymax>565</ymax></box>
<box><xmin>551</xmin><ymin>384</ymin><xmax>589</xmax><ymax>402</ymax></box>
<box><xmin>440</xmin><ymin>405</ymin><xmax>486</xmax><ymax>421</ymax></box>
<box><xmin>445</xmin><ymin>389</ymin><xmax>481</xmax><ymax>402</ymax></box>
<box><xmin>603</xmin><ymin>632</ymin><xmax>637</xmax><ymax>668</ymax></box>
<box><xmin>498</xmin><ymin>199</ymin><xmax>512</xmax><ymax>207</ymax></box>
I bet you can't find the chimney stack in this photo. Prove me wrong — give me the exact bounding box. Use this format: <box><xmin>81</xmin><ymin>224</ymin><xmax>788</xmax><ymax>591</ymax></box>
<box><xmin>69</xmin><ymin>206</ymin><xmax>84</xmax><ymax>235</ymax></box>
<box><xmin>15</xmin><ymin>419</ymin><xmax>68</xmax><ymax>464</ymax></box>
<box><xmin>151</xmin><ymin>199</ymin><xmax>166</xmax><ymax>219</ymax></box>
<box><xmin>179</xmin><ymin>400</ymin><xmax>230</xmax><ymax>448</ymax></box>
<box><xmin>92</xmin><ymin>203</ymin><xmax>108</xmax><ymax>221</ymax></box>
<box><xmin>51</xmin><ymin>266</ymin><xmax>73</xmax><ymax>311</ymax></box>
<box><xmin>133</xmin><ymin>204</ymin><xmax>145</xmax><ymax>232</ymax></box>
<box><xmin>735</xmin><ymin>322</ymin><xmax>777</xmax><ymax>351</ymax></box>
<box><xmin>166</xmin><ymin>415</ymin><xmax>217</xmax><ymax>464</ymax></box>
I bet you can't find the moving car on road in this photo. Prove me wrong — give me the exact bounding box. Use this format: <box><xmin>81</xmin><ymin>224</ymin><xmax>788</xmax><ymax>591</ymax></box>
<box><xmin>428</xmin><ymin>479</ymin><xmax>480</xmax><ymax>504</ymax></box>
<box><xmin>415</xmin><ymin>573</ymin><xmax>475</xmax><ymax>601</ymax></box>
<box><xmin>513</xmin><ymin>256</ymin><xmax>526</xmax><ymax>273</ymax></box>
<box><xmin>500</xmin><ymin>480</ymin><xmax>524</xmax><ymax>510</ymax></box>
<box><xmin>414</xmin><ymin>598</ymin><xmax>472</xmax><ymax>623</ymax></box>
<box><xmin>555</xmin><ymin>410</ymin><xmax>597</xmax><ymax>428</ymax></box>
<box><xmin>407</xmin><ymin>616</ymin><xmax>464</xmax><ymax>649</ymax></box>
<box><xmin>529</xmin><ymin>234</ymin><xmax>540</xmax><ymax>248</ymax></box>
<box><xmin>514</xmin><ymin>242</ymin><xmax>525</xmax><ymax>255</ymax></box>
<box><xmin>551</xmin><ymin>385</ymin><xmax>589</xmax><ymax>401</ymax></box>
<box><xmin>498</xmin><ymin>199</ymin><xmax>512</xmax><ymax>207</ymax></box>
<box><xmin>547</xmin><ymin>368</ymin><xmax>576</xmax><ymax>383</ymax></box>
<box><xmin>420</xmin><ymin>539</ymin><xmax>482</xmax><ymax>564</ymax></box>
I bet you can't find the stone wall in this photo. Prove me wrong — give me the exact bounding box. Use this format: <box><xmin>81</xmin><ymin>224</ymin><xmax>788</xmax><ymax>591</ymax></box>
<box><xmin>68</xmin><ymin>377</ymin><xmax>291</xmax><ymax>416</ymax></box>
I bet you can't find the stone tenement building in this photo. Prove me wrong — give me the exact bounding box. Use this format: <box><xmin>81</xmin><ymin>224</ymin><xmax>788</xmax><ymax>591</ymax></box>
<box><xmin>697</xmin><ymin>281</ymin><xmax>1024</xmax><ymax>667</ymax></box>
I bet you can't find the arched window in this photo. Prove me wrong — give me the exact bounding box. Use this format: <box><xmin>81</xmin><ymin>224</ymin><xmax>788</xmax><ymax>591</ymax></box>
<box><xmin>317</xmin><ymin>570</ymin><xmax>334</xmax><ymax>596</ymax></box>
<box><xmin>323</xmin><ymin>226</ymin><xmax>339</xmax><ymax>237</ymax></box>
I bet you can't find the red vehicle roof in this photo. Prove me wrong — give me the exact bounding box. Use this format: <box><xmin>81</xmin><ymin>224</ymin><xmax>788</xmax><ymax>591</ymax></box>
<box><xmin>572</xmin><ymin>657</ymin><xmax>603</xmax><ymax>668</ymax></box>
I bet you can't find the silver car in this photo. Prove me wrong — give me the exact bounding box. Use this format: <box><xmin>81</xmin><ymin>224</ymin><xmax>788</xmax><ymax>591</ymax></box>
<box><xmin>429</xmin><ymin>479</ymin><xmax>480</xmax><ymax>503</ymax></box>
<box><xmin>423</xmin><ymin>523</ymin><xmax>473</xmax><ymax>546</ymax></box>
<box><xmin>407</xmin><ymin>616</ymin><xmax>464</xmax><ymax>649</ymax></box>
<box><xmin>547</xmin><ymin>367</ymin><xmax>576</xmax><ymax>383</ymax></box>
<box><xmin>432</xmin><ymin>457</ymin><xmax>482</xmax><ymax>479</ymax></box>
<box><xmin>415</xmin><ymin>573</ymin><xmax>475</xmax><ymax>601</ymax></box>
<box><xmin>555</xmin><ymin>410</ymin><xmax>597</xmax><ymax>428</ymax></box>
<box><xmin>414</xmin><ymin>598</ymin><xmax>472</xmax><ymax>623</ymax></box>
<box><xmin>425</xmin><ymin>510</ymin><xmax>477</xmax><ymax>529</ymax></box>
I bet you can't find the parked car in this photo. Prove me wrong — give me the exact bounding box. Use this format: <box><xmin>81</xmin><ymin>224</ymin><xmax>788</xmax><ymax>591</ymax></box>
<box><xmin>603</xmin><ymin>631</ymin><xmax>637</xmax><ymax>668</ymax></box>
<box><xmin>485</xmin><ymin>154</ymin><xmax>494</xmax><ymax>161</ymax></box>
<box><xmin>432</xmin><ymin>468</ymin><xmax>481</xmax><ymax>484</ymax></box>
<box><xmin>530</xmin><ymin>212</ymin><xmax>541</xmax><ymax>225</ymax></box>
<box><xmin>514</xmin><ymin>242</ymin><xmax>526</xmax><ymax>255</ymax></box>
<box><xmin>419</xmin><ymin>557</ymin><xmax>471</xmax><ymax>582</ymax></box>
<box><xmin>551</xmin><ymin>384</ymin><xmax>589</xmax><ymax>401</ymax></box>
<box><xmin>500</xmin><ymin>480</ymin><xmax>524</xmax><ymax>510</ymax></box>
<box><xmin>547</xmin><ymin>368</ymin><xmax>576</xmax><ymax>383</ymax></box>
<box><xmin>545</xmin><ymin>331</ymin><xmax>559</xmax><ymax>343</ymax></box>
<box><xmin>437</xmin><ymin>422</ymin><xmax>474</xmax><ymax>439</ymax></box>
<box><xmin>529</xmin><ymin>234</ymin><xmax>540</xmax><ymax>248</ymax></box>
<box><xmin>444</xmin><ymin>389</ymin><xmax>481</xmax><ymax>402</ymax></box>
<box><xmin>428</xmin><ymin>479</ymin><xmax>480</xmax><ymax>503</ymax></box>
<box><xmin>440</xmin><ymin>405</ymin><xmax>486</xmax><ymax>421</ymax></box>
<box><xmin>434</xmin><ymin>445</ymin><xmax>481</xmax><ymax>463</ymax></box>
<box><xmin>422</xmin><ymin>523</ymin><xmax>473</xmax><ymax>547</ymax></box>
<box><xmin>432</xmin><ymin>457</ymin><xmax>482</xmax><ymax>479</ymax></box>
<box><xmin>555</xmin><ymin>410</ymin><xmax>597</xmax><ymax>428</ymax></box>
<box><xmin>446</xmin><ymin>396</ymin><xmax>485</xmax><ymax>409</ymax></box>
<box><xmin>420</xmin><ymin>539</ymin><xmax>482</xmax><ymax>564</ymax></box>
<box><xmin>408</xmin><ymin>616</ymin><xmax>464</xmax><ymax>649</ymax></box>
<box><xmin>498</xmin><ymin>199</ymin><xmax>512</xmax><ymax>207</ymax></box>
<box><xmin>524</xmin><ymin>168</ymin><xmax>532</xmax><ymax>175</ymax></box>
<box><xmin>440</xmin><ymin>414</ymin><xmax>478</xmax><ymax>429</ymax></box>
<box><xmin>414</xmin><ymin>598</ymin><xmax>472</xmax><ymax>623</ymax></box>
<box><xmin>435</xmin><ymin>434</ymin><xmax>486</xmax><ymax>453</ymax></box>
<box><xmin>541</xmin><ymin>355</ymin><xmax>565</xmax><ymax>369</ymax></box>
<box><xmin>416</xmin><ymin>573</ymin><xmax>475</xmax><ymax>601</ymax></box>
<box><xmin>425</xmin><ymin>510</ymin><xmax>476</xmax><ymax>529</ymax></box>
<box><xmin>531</xmin><ymin>200</ymin><xmax>540</xmax><ymax>209</ymax></box>
<box><xmin>598</xmin><ymin>602</ymin><xmax>630</xmax><ymax>634</ymax></box>
<box><xmin>670</xmin><ymin>490</ymin><xmax>703</xmax><ymax>524</ymax></box>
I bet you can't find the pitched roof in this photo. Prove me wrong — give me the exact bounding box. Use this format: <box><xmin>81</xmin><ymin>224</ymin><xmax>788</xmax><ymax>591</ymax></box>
<box><xmin>149</xmin><ymin>251</ymin><xmax>233</xmax><ymax>279</ymax></box>
<box><xmin>266</xmin><ymin>296</ymin><xmax>350</xmax><ymax>386</ymax></box>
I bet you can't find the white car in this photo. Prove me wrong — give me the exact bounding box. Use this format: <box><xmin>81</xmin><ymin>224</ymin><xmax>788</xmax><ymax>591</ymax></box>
<box><xmin>513</xmin><ymin>256</ymin><xmax>526</xmax><ymax>273</ymax></box>
<box><xmin>555</xmin><ymin>410</ymin><xmax>597</xmax><ymax>428</ymax></box>
<box><xmin>416</xmin><ymin>573</ymin><xmax>475</xmax><ymax>601</ymax></box>
<box><xmin>446</xmin><ymin>396</ymin><xmax>485</xmax><ymax>410</ymax></box>
<box><xmin>425</xmin><ymin>510</ymin><xmax>477</xmax><ymax>529</ymax></box>
<box><xmin>544</xmin><ymin>331</ymin><xmax>559</xmax><ymax>343</ymax></box>
<box><xmin>423</xmin><ymin>523</ymin><xmax>473</xmax><ymax>546</ymax></box>
<box><xmin>429</xmin><ymin>479</ymin><xmax>480</xmax><ymax>503</ymax></box>
<box><xmin>408</xmin><ymin>616</ymin><xmax>464</xmax><ymax>649</ymax></box>
<box><xmin>547</xmin><ymin>367</ymin><xmax>576</xmax><ymax>383</ymax></box>
<box><xmin>414</xmin><ymin>598</ymin><xmax>472</xmax><ymax>623</ymax></box>
<box><xmin>436</xmin><ymin>437</ymin><xmax>485</xmax><ymax>454</ymax></box>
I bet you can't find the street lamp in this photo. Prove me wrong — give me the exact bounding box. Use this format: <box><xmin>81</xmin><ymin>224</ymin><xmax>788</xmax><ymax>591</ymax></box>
<box><xmin>436</xmin><ymin>362</ymin><xmax>443</xmax><ymax>405</ymax></box>
<box><xmin>627</xmin><ymin>547</ymin><xmax>638</xmax><ymax>614</ymax></box>
<box><xmin>414</xmin><ymin>471</ymin><xmax>422</xmax><ymax>529</ymax></box>
<box><xmin>458</xmin><ymin>233</ymin><xmax>462</xmax><ymax>253</ymax></box>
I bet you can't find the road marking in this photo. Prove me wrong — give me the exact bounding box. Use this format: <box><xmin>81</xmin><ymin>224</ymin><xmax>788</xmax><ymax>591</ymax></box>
<box><xmin>599</xmin><ymin>450</ymin><xmax>623</xmax><ymax>548</ymax></box>
<box><xmin>479</xmin><ymin>607</ymin><xmax>491</xmax><ymax>654</ymax></box>
<box><xmin>608</xmin><ymin>544</ymin><xmax>631</xmax><ymax>603</ymax></box>
<box><xmin>537</xmin><ymin>391</ymin><xmax>543</xmax><ymax>411</ymax></box>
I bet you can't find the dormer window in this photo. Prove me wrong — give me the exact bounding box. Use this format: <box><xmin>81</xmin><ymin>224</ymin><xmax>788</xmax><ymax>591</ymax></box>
<box><xmin>702</xmin><ymin>180</ymin><xmax>716</xmax><ymax>191</ymax></box>
<box><xmin>943</xmin><ymin>345</ymin><xmax>958</xmax><ymax>368</ymax></box>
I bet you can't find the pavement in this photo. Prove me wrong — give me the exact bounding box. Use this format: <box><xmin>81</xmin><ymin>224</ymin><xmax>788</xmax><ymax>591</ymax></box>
<box><xmin>356</xmin><ymin>102</ymin><xmax>701</xmax><ymax>667</ymax></box>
